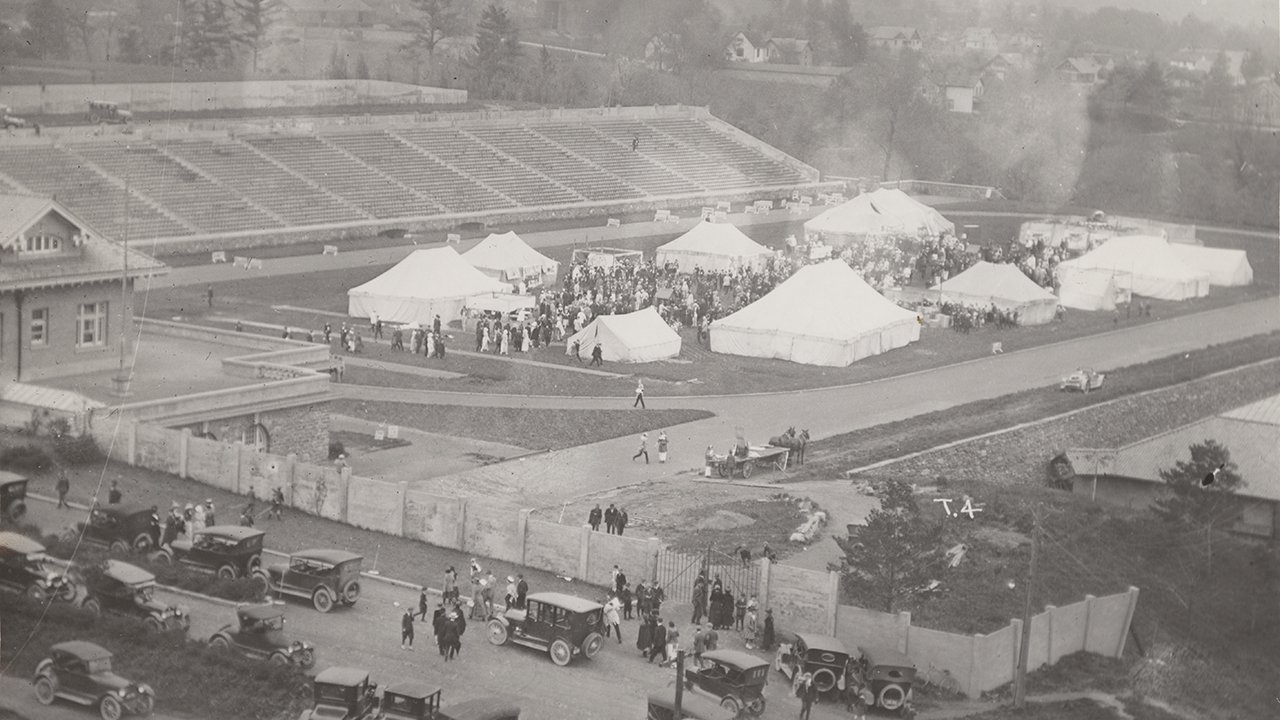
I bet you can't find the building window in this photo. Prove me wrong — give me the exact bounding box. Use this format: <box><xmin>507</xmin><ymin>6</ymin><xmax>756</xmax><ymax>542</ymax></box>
<box><xmin>30</xmin><ymin>308</ymin><xmax>47</xmax><ymax>347</ymax></box>
<box><xmin>77</xmin><ymin>302</ymin><xmax>108</xmax><ymax>348</ymax></box>
<box><xmin>24</xmin><ymin>234</ymin><xmax>61</xmax><ymax>253</ymax></box>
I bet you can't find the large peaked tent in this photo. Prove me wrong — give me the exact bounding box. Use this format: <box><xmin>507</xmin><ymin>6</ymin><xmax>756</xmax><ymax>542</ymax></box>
<box><xmin>348</xmin><ymin>247</ymin><xmax>508</xmax><ymax>324</ymax></box>
<box><xmin>1055</xmin><ymin>235</ymin><xmax>1210</xmax><ymax>302</ymax></box>
<box><xmin>565</xmin><ymin>307</ymin><xmax>682</xmax><ymax>363</ymax></box>
<box><xmin>710</xmin><ymin>260</ymin><xmax>920</xmax><ymax>366</ymax></box>
<box><xmin>1057</xmin><ymin>271</ymin><xmax>1116</xmax><ymax>311</ymax></box>
<box><xmin>655</xmin><ymin>220</ymin><xmax>774</xmax><ymax>273</ymax></box>
<box><xmin>805</xmin><ymin>188</ymin><xmax>955</xmax><ymax>244</ymax></box>
<box><xmin>940</xmin><ymin>261</ymin><xmax>1059</xmax><ymax>325</ymax></box>
<box><xmin>1169</xmin><ymin>244</ymin><xmax>1253</xmax><ymax>287</ymax></box>
<box><xmin>462</xmin><ymin>231</ymin><xmax>559</xmax><ymax>288</ymax></box>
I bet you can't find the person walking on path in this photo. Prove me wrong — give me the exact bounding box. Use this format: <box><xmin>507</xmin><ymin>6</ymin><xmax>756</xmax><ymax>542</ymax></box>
<box><xmin>269</xmin><ymin>487</ymin><xmax>284</xmax><ymax>521</ymax></box>
<box><xmin>633</xmin><ymin>379</ymin><xmax>645</xmax><ymax>408</ymax></box>
<box><xmin>588</xmin><ymin>504</ymin><xmax>602</xmax><ymax>531</ymax></box>
<box><xmin>604</xmin><ymin>595</ymin><xmax>622</xmax><ymax>643</ymax></box>
<box><xmin>401</xmin><ymin>608</ymin><xmax>415</xmax><ymax>650</ymax></box>
<box><xmin>590</xmin><ymin>343</ymin><xmax>603</xmax><ymax>366</ymax></box>
<box><xmin>692</xmin><ymin>626</ymin><xmax>706</xmax><ymax>661</ymax></box>
<box><xmin>207</xmin><ymin>285</ymin><xmax>214</xmax><ymax>307</ymax></box>
<box><xmin>632</xmin><ymin>433</ymin><xmax>650</xmax><ymax>464</ymax></box>
<box><xmin>616</xmin><ymin>508</ymin><xmax>629</xmax><ymax>536</ymax></box>
<box><xmin>637</xmin><ymin>613</ymin><xmax>654</xmax><ymax>656</ymax></box>
<box><xmin>648</xmin><ymin>619</ymin><xmax>667</xmax><ymax>664</ymax></box>
<box><xmin>505</xmin><ymin>576</ymin><xmax>517</xmax><ymax>609</ymax></box>
<box><xmin>663</xmin><ymin>622</ymin><xmax>680</xmax><ymax>667</ymax></box>
<box><xmin>55</xmin><ymin>470</ymin><xmax>70</xmax><ymax>509</ymax></box>
<box><xmin>432</xmin><ymin>603</ymin><xmax>448</xmax><ymax>656</ymax></box>
<box><xmin>798</xmin><ymin>673</ymin><xmax>818</xmax><ymax>720</ymax></box>
<box><xmin>442</xmin><ymin>566</ymin><xmax>458</xmax><ymax>604</ymax></box>
<box><xmin>108</xmin><ymin>481</ymin><xmax>122</xmax><ymax>505</ymax></box>
<box><xmin>735</xmin><ymin>594</ymin><xmax>747</xmax><ymax>631</ymax></box>
<box><xmin>417</xmin><ymin>587</ymin><xmax>430</xmax><ymax>621</ymax></box>
<box><xmin>657</xmin><ymin>431</ymin><xmax>668</xmax><ymax>463</ymax></box>
<box><xmin>516</xmin><ymin>574</ymin><xmax>528</xmax><ymax>609</ymax></box>
<box><xmin>762</xmin><ymin>608</ymin><xmax>775</xmax><ymax>651</ymax></box>
<box><xmin>621</xmin><ymin>583</ymin><xmax>633</xmax><ymax>620</ymax></box>
<box><xmin>706</xmin><ymin>623</ymin><xmax>719</xmax><ymax>651</ymax></box>
<box><xmin>441</xmin><ymin>613</ymin><xmax>460</xmax><ymax>662</ymax></box>
<box><xmin>482</xmin><ymin>570</ymin><xmax>496</xmax><ymax>616</ymax></box>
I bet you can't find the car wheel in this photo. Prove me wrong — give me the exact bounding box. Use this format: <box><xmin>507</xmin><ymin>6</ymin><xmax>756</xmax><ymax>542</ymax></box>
<box><xmin>269</xmin><ymin>652</ymin><xmax>290</xmax><ymax>666</ymax></box>
<box><xmin>487</xmin><ymin>619</ymin><xmax>508</xmax><ymax>645</ymax></box>
<box><xmin>312</xmin><ymin>588</ymin><xmax>333</xmax><ymax>613</ymax></box>
<box><xmin>25</xmin><ymin>583</ymin><xmax>47</xmax><ymax>602</ymax></box>
<box><xmin>152</xmin><ymin>550</ymin><xmax>172</xmax><ymax>565</ymax></box>
<box><xmin>720</xmin><ymin>696</ymin><xmax>741</xmax><ymax>716</ymax></box>
<box><xmin>136</xmin><ymin>693</ymin><xmax>154</xmax><ymax>717</ymax></box>
<box><xmin>34</xmin><ymin>676</ymin><xmax>56</xmax><ymax>705</ymax></box>
<box><xmin>342</xmin><ymin>580</ymin><xmax>360</xmax><ymax>604</ymax></box>
<box><xmin>216</xmin><ymin>564</ymin><xmax>238</xmax><ymax>580</ymax></box>
<box><xmin>248</xmin><ymin>554</ymin><xmax>262</xmax><ymax>572</ymax></box>
<box><xmin>741</xmin><ymin>461</ymin><xmax>753</xmax><ymax>479</ymax></box>
<box><xmin>8</xmin><ymin>500</ymin><xmax>26</xmax><ymax>522</ymax></box>
<box><xmin>813</xmin><ymin>668</ymin><xmax>837</xmax><ymax>693</ymax></box>
<box><xmin>143</xmin><ymin>616</ymin><xmax>163</xmax><ymax>632</ymax></box>
<box><xmin>84</xmin><ymin>598</ymin><xmax>102</xmax><ymax>617</ymax></box>
<box><xmin>99</xmin><ymin>694</ymin><xmax>123</xmax><ymax>720</ymax></box>
<box><xmin>297</xmin><ymin>648</ymin><xmax>316</xmax><ymax>670</ymax></box>
<box><xmin>110</xmin><ymin>540</ymin><xmax>129</xmax><ymax>553</ymax></box>
<box><xmin>250</xmin><ymin>569</ymin><xmax>270</xmax><ymax>595</ymax></box>
<box><xmin>581</xmin><ymin>632</ymin><xmax>604</xmax><ymax>659</ymax></box>
<box><xmin>745</xmin><ymin>696</ymin><xmax>765</xmax><ymax>716</ymax></box>
<box><xmin>55</xmin><ymin>580</ymin><xmax>77</xmax><ymax>603</ymax></box>
<box><xmin>879</xmin><ymin>683</ymin><xmax>906</xmax><ymax>711</ymax></box>
<box><xmin>132</xmin><ymin>533</ymin><xmax>152</xmax><ymax>552</ymax></box>
<box><xmin>209</xmin><ymin>635</ymin><xmax>231</xmax><ymax>650</ymax></box>
<box><xmin>549</xmin><ymin>638</ymin><xmax>573</xmax><ymax>666</ymax></box>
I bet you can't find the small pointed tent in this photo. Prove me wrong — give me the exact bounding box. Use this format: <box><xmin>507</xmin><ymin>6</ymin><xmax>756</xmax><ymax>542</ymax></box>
<box><xmin>462</xmin><ymin>231</ymin><xmax>559</xmax><ymax>288</ymax></box>
<box><xmin>805</xmin><ymin>188</ymin><xmax>955</xmax><ymax>245</ymax></box>
<box><xmin>710</xmin><ymin>260</ymin><xmax>920</xmax><ymax>367</ymax></box>
<box><xmin>1057</xmin><ymin>270</ymin><xmax>1116</xmax><ymax>311</ymax></box>
<box><xmin>565</xmin><ymin>307</ymin><xmax>682</xmax><ymax>363</ymax></box>
<box><xmin>940</xmin><ymin>261</ymin><xmax>1059</xmax><ymax>325</ymax></box>
<box><xmin>1055</xmin><ymin>235</ymin><xmax>1210</xmax><ymax>301</ymax></box>
<box><xmin>655</xmin><ymin>220</ymin><xmax>775</xmax><ymax>273</ymax></box>
<box><xmin>348</xmin><ymin>247</ymin><xmax>508</xmax><ymax>325</ymax></box>
<box><xmin>1168</xmin><ymin>244</ymin><xmax>1253</xmax><ymax>287</ymax></box>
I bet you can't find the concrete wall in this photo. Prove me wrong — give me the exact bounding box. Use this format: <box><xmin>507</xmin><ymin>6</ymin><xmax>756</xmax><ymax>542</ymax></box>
<box><xmin>584</xmin><ymin>531</ymin><xmax>652</xmax><ymax>588</ymax></box>
<box><xmin>836</xmin><ymin>603</ymin><xmax>910</xmax><ymax>652</ymax></box>
<box><xmin>186</xmin><ymin>434</ymin><xmax>238</xmax><ymax>491</ymax></box>
<box><xmin>462</xmin><ymin>502</ymin><xmax>520</xmax><ymax>565</ymax></box>
<box><xmin>0</xmin><ymin>80</ymin><xmax>466</xmax><ymax>115</ymax></box>
<box><xmin>764</xmin><ymin>563</ymin><xmax>835</xmax><ymax>636</ymax></box>
<box><xmin>404</xmin><ymin>490</ymin><xmax>464</xmax><ymax>549</ymax></box>
<box><xmin>347</xmin><ymin>476</ymin><xmax>405</xmax><ymax>536</ymax></box>
<box><xmin>524</xmin><ymin>519</ymin><xmax>582</xmax><ymax>578</ymax></box>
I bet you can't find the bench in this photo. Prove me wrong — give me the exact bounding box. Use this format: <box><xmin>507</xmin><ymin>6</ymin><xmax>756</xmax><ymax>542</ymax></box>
<box><xmin>211</xmin><ymin>251</ymin><xmax>227</xmax><ymax>263</ymax></box>
<box><xmin>446</xmin><ymin>233</ymin><xmax>461</xmax><ymax>244</ymax></box>
<box><xmin>322</xmin><ymin>245</ymin><xmax>339</xmax><ymax>256</ymax></box>
<box><xmin>606</xmin><ymin>218</ymin><xmax>621</xmax><ymax>228</ymax></box>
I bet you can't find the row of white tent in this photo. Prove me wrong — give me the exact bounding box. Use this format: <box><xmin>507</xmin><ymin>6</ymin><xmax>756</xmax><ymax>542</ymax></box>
<box><xmin>804</xmin><ymin>188</ymin><xmax>957</xmax><ymax>243</ymax></box>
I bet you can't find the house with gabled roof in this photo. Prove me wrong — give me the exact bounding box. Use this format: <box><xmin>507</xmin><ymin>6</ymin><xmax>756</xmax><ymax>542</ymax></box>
<box><xmin>1055</xmin><ymin>57</ymin><xmax>1102</xmax><ymax>86</ymax></box>
<box><xmin>767</xmin><ymin>38</ymin><xmax>813</xmax><ymax>66</ymax></box>
<box><xmin>869</xmin><ymin>26</ymin><xmax>922</xmax><ymax>52</ymax></box>
<box><xmin>926</xmin><ymin>68</ymin><xmax>985</xmax><ymax>113</ymax></box>
<box><xmin>1066</xmin><ymin>393</ymin><xmax>1280</xmax><ymax>541</ymax></box>
<box><xmin>961</xmin><ymin>27</ymin><xmax>998</xmax><ymax>52</ymax></box>
<box><xmin>727</xmin><ymin>30</ymin><xmax>768</xmax><ymax>63</ymax></box>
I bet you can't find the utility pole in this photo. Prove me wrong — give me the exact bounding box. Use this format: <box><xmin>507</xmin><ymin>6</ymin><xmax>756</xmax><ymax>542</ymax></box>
<box><xmin>674</xmin><ymin>649</ymin><xmax>685</xmax><ymax>716</ymax></box>
<box><xmin>1014</xmin><ymin>506</ymin><xmax>1043</xmax><ymax>708</ymax></box>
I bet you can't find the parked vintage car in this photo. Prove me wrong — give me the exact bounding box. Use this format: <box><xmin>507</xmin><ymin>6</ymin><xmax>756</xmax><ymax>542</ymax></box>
<box><xmin>87</xmin><ymin>100</ymin><xmax>132</xmax><ymax>124</ymax></box>
<box><xmin>0</xmin><ymin>472</ymin><xmax>28</xmax><ymax>522</ymax></box>
<box><xmin>774</xmin><ymin>632</ymin><xmax>850</xmax><ymax>694</ymax></box>
<box><xmin>0</xmin><ymin>531</ymin><xmax>77</xmax><ymax>602</ymax></box>
<box><xmin>256</xmin><ymin>548</ymin><xmax>362</xmax><ymax>613</ymax></box>
<box><xmin>1059</xmin><ymin>368</ymin><xmax>1105</xmax><ymax>393</ymax></box>
<box><xmin>33</xmin><ymin>641</ymin><xmax>155</xmax><ymax>719</ymax></box>
<box><xmin>299</xmin><ymin>667</ymin><xmax>379</xmax><ymax>720</ymax></box>
<box><xmin>209</xmin><ymin>603</ymin><xmax>315</xmax><ymax>669</ymax></box>
<box><xmin>80</xmin><ymin>560</ymin><xmax>189</xmax><ymax>632</ymax></box>
<box><xmin>1</xmin><ymin>106</ymin><xmax>27</xmax><ymax>129</ymax></box>
<box><xmin>157</xmin><ymin>525</ymin><xmax>264</xmax><ymax>579</ymax></box>
<box><xmin>854</xmin><ymin>646</ymin><xmax>917</xmax><ymax>714</ymax></box>
<box><xmin>65</xmin><ymin>505</ymin><xmax>161</xmax><ymax>553</ymax></box>
<box><xmin>486</xmin><ymin>591</ymin><xmax>605</xmax><ymax>666</ymax></box>
<box><xmin>683</xmin><ymin>649</ymin><xmax>768</xmax><ymax>717</ymax></box>
<box><xmin>646</xmin><ymin>689</ymin><xmax>736</xmax><ymax>720</ymax></box>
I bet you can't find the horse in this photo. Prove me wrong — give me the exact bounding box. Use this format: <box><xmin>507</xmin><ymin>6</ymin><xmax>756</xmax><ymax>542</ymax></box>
<box><xmin>768</xmin><ymin>427</ymin><xmax>811</xmax><ymax>465</ymax></box>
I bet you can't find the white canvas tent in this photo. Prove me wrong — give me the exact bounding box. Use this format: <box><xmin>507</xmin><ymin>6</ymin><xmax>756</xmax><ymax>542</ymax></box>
<box><xmin>1056</xmin><ymin>270</ymin><xmax>1117</xmax><ymax>311</ymax></box>
<box><xmin>939</xmin><ymin>262</ymin><xmax>1059</xmax><ymax>325</ymax></box>
<box><xmin>462</xmin><ymin>231</ymin><xmax>559</xmax><ymax>288</ymax></box>
<box><xmin>1055</xmin><ymin>235</ymin><xmax>1210</xmax><ymax>301</ymax></box>
<box><xmin>655</xmin><ymin>220</ymin><xmax>774</xmax><ymax>273</ymax></box>
<box><xmin>805</xmin><ymin>188</ymin><xmax>955</xmax><ymax>244</ymax></box>
<box><xmin>709</xmin><ymin>260</ymin><xmax>920</xmax><ymax>367</ymax></box>
<box><xmin>347</xmin><ymin>247</ymin><xmax>509</xmax><ymax>325</ymax></box>
<box><xmin>565</xmin><ymin>307</ymin><xmax>681</xmax><ymax>363</ymax></box>
<box><xmin>464</xmin><ymin>292</ymin><xmax>537</xmax><ymax>314</ymax></box>
<box><xmin>1169</xmin><ymin>244</ymin><xmax>1253</xmax><ymax>287</ymax></box>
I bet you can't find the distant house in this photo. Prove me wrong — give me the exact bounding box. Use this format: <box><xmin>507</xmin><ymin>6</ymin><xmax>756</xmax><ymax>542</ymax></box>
<box><xmin>1066</xmin><ymin>393</ymin><xmax>1280</xmax><ymax>541</ymax></box>
<box><xmin>1240</xmin><ymin>77</ymin><xmax>1280</xmax><ymax>125</ymax></box>
<box><xmin>869</xmin><ymin>26</ymin><xmax>922</xmax><ymax>52</ymax></box>
<box><xmin>1055</xmin><ymin>57</ymin><xmax>1102</xmax><ymax>86</ymax></box>
<box><xmin>727</xmin><ymin>31</ymin><xmax>768</xmax><ymax>63</ymax></box>
<box><xmin>767</xmin><ymin>38</ymin><xmax>813</xmax><ymax>66</ymax></box>
<box><xmin>961</xmin><ymin>27</ymin><xmax>998</xmax><ymax>52</ymax></box>
<box><xmin>927</xmin><ymin>69</ymin><xmax>984</xmax><ymax>113</ymax></box>
<box><xmin>277</xmin><ymin>0</ymin><xmax>373</xmax><ymax>26</ymax></box>
<box><xmin>645</xmin><ymin>32</ymin><xmax>680</xmax><ymax>72</ymax></box>
<box><xmin>1170</xmin><ymin>49</ymin><xmax>1246</xmax><ymax>85</ymax></box>
<box><xmin>982</xmin><ymin>52</ymin><xmax>1025</xmax><ymax>81</ymax></box>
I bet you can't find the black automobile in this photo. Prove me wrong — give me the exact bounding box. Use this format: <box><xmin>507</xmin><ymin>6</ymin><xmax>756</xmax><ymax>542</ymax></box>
<box><xmin>0</xmin><ymin>472</ymin><xmax>28</xmax><ymax>522</ymax></box>
<box><xmin>65</xmin><ymin>505</ymin><xmax>161</xmax><ymax>553</ymax></box>
<box><xmin>774</xmin><ymin>632</ymin><xmax>851</xmax><ymax>694</ymax></box>
<box><xmin>209</xmin><ymin>603</ymin><xmax>315</xmax><ymax>669</ymax></box>
<box><xmin>33</xmin><ymin>641</ymin><xmax>155</xmax><ymax>719</ymax></box>
<box><xmin>487</xmin><ymin>591</ymin><xmax>605</xmax><ymax>666</ymax></box>
<box><xmin>157</xmin><ymin>525</ymin><xmax>264</xmax><ymax>579</ymax></box>
<box><xmin>299</xmin><ymin>667</ymin><xmax>379</xmax><ymax>720</ymax></box>
<box><xmin>683</xmin><ymin>649</ymin><xmax>769</xmax><ymax>717</ymax></box>
<box><xmin>0</xmin><ymin>530</ymin><xmax>77</xmax><ymax>602</ymax></box>
<box><xmin>256</xmin><ymin>548</ymin><xmax>362</xmax><ymax>613</ymax></box>
<box><xmin>854</xmin><ymin>646</ymin><xmax>917</xmax><ymax>715</ymax></box>
<box><xmin>80</xmin><ymin>560</ymin><xmax>190</xmax><ymax>632</ymax></box>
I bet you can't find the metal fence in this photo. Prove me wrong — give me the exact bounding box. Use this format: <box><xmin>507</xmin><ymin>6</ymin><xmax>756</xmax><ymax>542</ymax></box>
<box><xmin>655</xmin><ymin>545</ymin><xmax>760</xmax><ymax>605</ymax></box>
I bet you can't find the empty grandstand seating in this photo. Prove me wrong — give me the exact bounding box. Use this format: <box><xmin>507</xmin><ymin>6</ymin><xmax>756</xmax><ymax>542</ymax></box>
<box><xmin>0</xmin><ymin>110</ymin><xmax>815</xmax><ymax>240</ymax></box>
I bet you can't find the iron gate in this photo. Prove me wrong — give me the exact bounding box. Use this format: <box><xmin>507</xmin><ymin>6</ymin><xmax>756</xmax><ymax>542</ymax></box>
<box><xmin>655</xmin><ymin>545</ymin><xmax>760</xmax><ymax>606</ymax></box>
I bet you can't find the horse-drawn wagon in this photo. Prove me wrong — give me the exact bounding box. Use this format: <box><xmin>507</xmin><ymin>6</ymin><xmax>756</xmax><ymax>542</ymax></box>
<box><xmin>706</xmin><ymin>427</ymin><xmax>808</xmax><ymax>480</ymax></box>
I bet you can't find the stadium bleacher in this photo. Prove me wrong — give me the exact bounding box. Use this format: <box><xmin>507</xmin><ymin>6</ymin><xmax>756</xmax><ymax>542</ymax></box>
<box><xmin>0</xmin><ymin>110</ymin><xmax>817</xmax><ymax>240</ymax></box>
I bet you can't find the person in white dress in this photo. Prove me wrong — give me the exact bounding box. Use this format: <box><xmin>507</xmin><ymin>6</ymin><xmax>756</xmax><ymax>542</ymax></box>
<box><xmin>426</xmin><ymin>331</ymin><xmax>436</xmax><ymax>358</ymax></box>
<box><xmin>521</xmin><ymin>326</ymin><xmax>531</xmax><ymax>353</ymax></box>
<box><xmin>500</xmin><ymin>328</ymin><xmax>510</xmax><ymax>356</ymax></box>
<box><xmin>480</xmin><ymin>325</ymin><xmax>491</xmax><ymax>353</ymax></box>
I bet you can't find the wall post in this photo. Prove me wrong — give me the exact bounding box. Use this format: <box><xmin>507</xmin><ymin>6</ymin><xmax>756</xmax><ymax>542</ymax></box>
<box><xmin>577</xmin><ymin>525</ymin><xmax>591</xmax><ymax>581</ymax></box>
<box><xmin>517</xmin><ymin>509</ymin><xmax>532</xmax><ymax>566</ymax></box>
<box><xmin>1082</xmin><ymin>595</ymin><xmax>1096</xmax><ymax>654</ymax></box>
<box><xmin>395</xmin><ymin>482</ymin><xmax>408</xmax><ymax>537</ymax></box>
<box><xmin>455</xmin><ymin>498</ymin><xmax>467</xmax><ymax>551</ymax></box>
<box><xmin>179</xmin><ymin>428</ymin><xmax>190</xmax><ymax>479</ymax></box>
<box><xmin>1116</xmin><ymin>586</ymin><xmax>1140</xmax><ymax>657</ymax></box>
<box><xmin>968</xmin><ymin>633</ymin><xmax>983</xmax><ymax>699</ymax></box>
<box><xmin>1010</xmin><ymin>618</ymin><xmax>1023</xmax><ymax>678</ymax></box>
<box><xmin>646</xmin><ymin>537</ymin><xmax>661</xmax><ymax>583</ymax></box>
<box><xmin>757</xmin><ymin>558</ymin><xmax>771</xmax><ymax>615</ymax></box>
<box><xmin>825</xmin><ymin>571</ymin><xmax>840</xmax><ymax>636</ymax></box>
<box><xmin>897</xmin><ymin>611</ymin><xmax>912</xmax><ymax>654</ymax></box>
<box><xmin>127</xmin><ymin>421</ymin><xmax>138</xmax><ymax>465</ymax></box>
<box><xmin>284</xmin><ymin>454</ymin><xmax>297</xmax><ymax>506</ymax></box>
<box><xmin>1044</xmin><ymin>605</ymin><xmax>1056</xmax><ymax>664</ymax></box>
<box><xmin>337</xmin><ymin>467</ymin><xmax>351</xmax><ymax>523</ymax></box>
<box><xmin>232</xmin><ymin>442</ymin><xmax>243</xmax><ymax>494</ymax></box>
